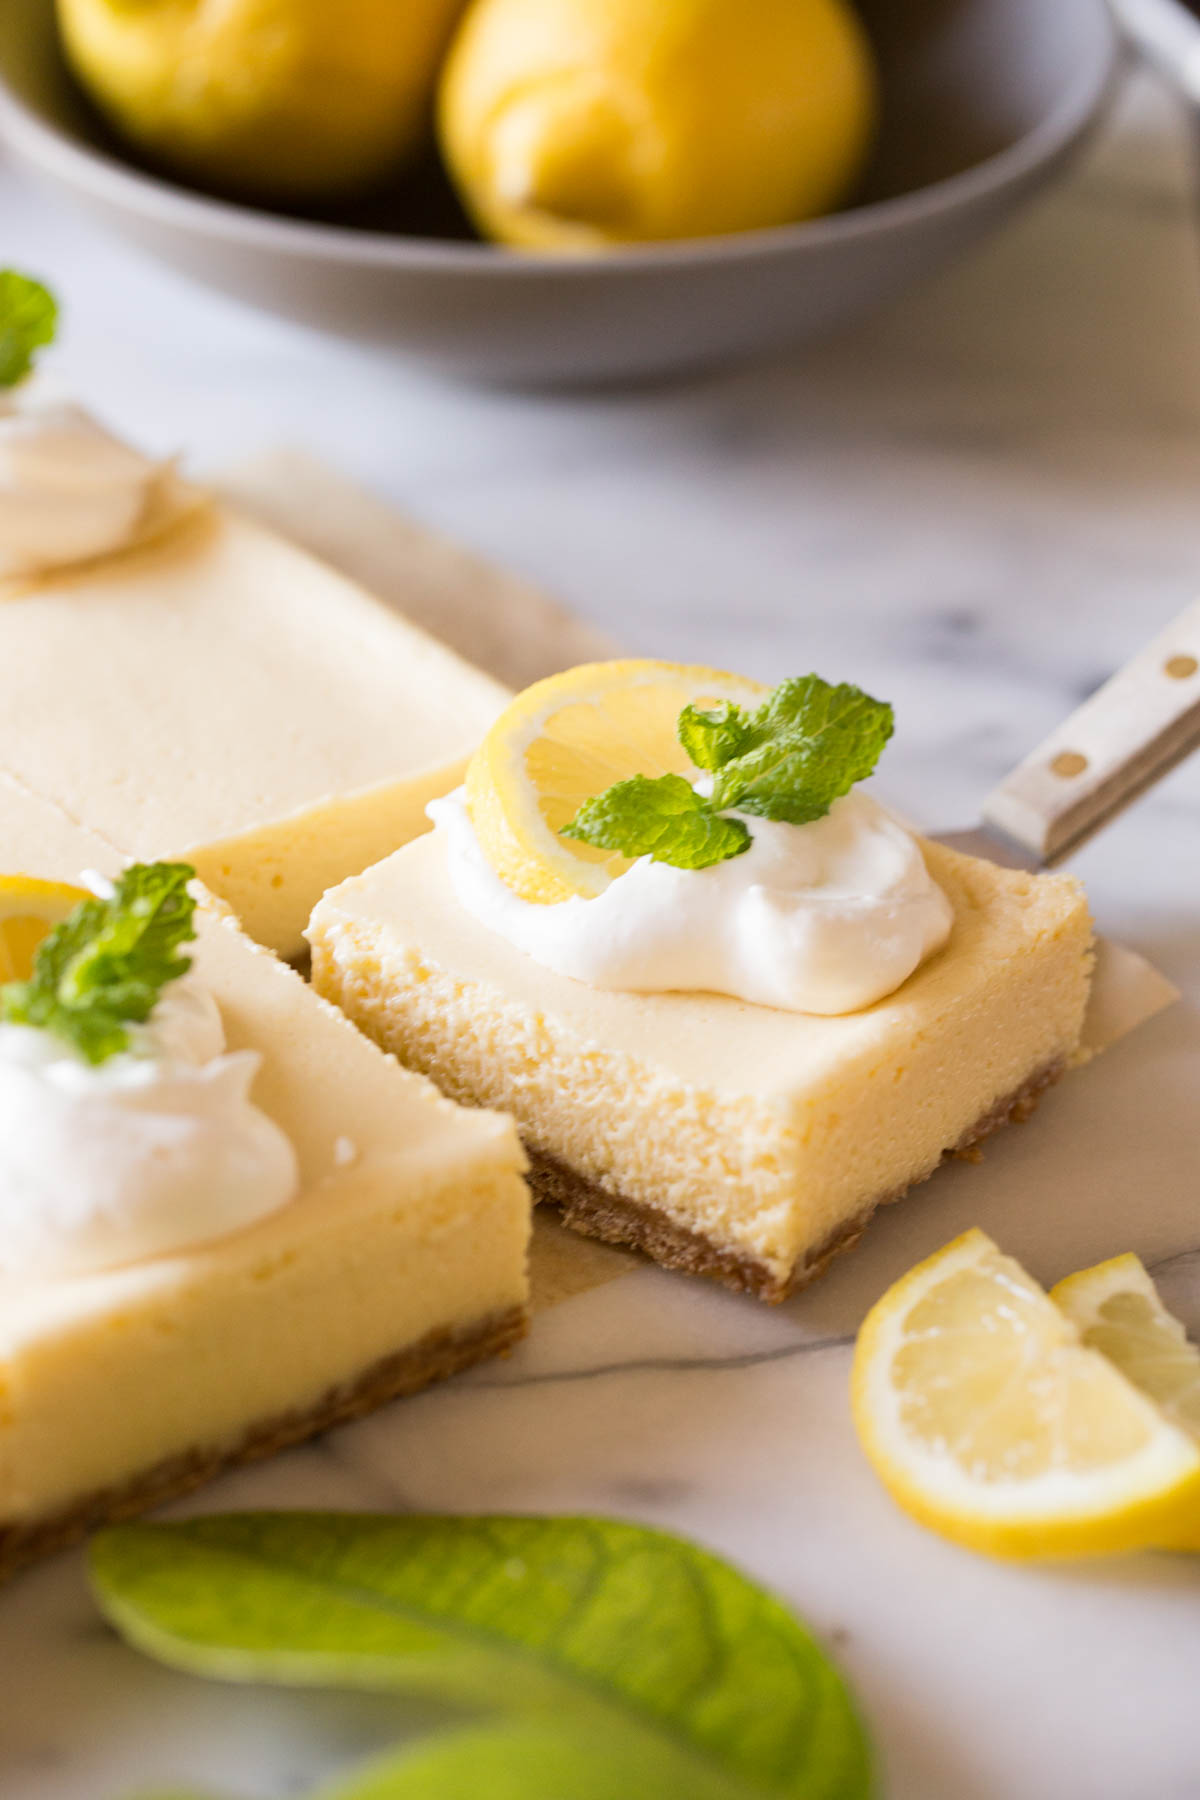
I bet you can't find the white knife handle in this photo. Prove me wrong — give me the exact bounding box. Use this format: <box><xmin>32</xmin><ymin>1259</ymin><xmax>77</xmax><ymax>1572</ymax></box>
<box><xmin>982</xmin><ymin>598</ymin><xmax>1200</xmax><ymax>863</ymax></box>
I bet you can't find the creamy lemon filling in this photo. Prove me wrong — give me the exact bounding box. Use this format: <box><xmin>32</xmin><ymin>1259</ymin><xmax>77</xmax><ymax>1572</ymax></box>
<box><xmin>0</xmin><ymin>974</ymin><xmax>298</xmax><ymax>1279</ymax></box>
<box><xmin>0</xmin><ymin>396</ymin><xmax>182</xmax><ymax>579</ymax></box>
<box><xmin>432</xmin><ymin>786</ymin><xmax>953</xmax><ymax>1013</ymax></box>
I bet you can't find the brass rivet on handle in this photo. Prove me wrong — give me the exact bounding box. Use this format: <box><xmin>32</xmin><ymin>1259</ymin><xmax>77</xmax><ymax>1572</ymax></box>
<box><xmin>1164</xmin><ymin>654</ymin><xmax>1198</xmax><ymax>680</ymax></box>
<box><xmin>1050</xmin><ymin>750</ymin><xmax>1088</xmax><ymax>779</ymax></box>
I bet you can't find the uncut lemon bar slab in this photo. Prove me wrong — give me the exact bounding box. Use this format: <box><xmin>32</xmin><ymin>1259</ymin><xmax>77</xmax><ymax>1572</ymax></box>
<box><xmin>310</xmin><ymin>832</ymin><xmax>1093</xmax><ymax>1302</ymax></box>
<box><xmin>0</xmin><ymin>786</ymin><xmax>530</xmax><ymax>1580</ymax></box>
<box><xmin>0</xmin><ymin>505</ymin><xmax>509</xmax><ymax>954</ymax></box>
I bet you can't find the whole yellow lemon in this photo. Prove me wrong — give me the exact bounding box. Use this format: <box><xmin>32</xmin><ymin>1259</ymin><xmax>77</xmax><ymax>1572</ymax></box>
<box><xmin>58</xmin><ymin>0</ymin><xmax>469</xmax><ymax>203</ymax></box>
<box><xmin>438</xmin><ymin>0</ymin><xmax>878</xmax><ymax>251</ymax></box>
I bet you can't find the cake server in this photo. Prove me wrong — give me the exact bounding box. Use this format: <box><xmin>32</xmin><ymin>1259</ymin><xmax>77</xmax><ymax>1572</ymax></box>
<box><xmin>932</xmin><ymin>599</ymin><xmax>1200</xmax><ymax>1049</ymax></box>
<box><xmin>933</xmin><ymin>597</ymin><xmax>1200</xmax><ymax>870</ymax></box>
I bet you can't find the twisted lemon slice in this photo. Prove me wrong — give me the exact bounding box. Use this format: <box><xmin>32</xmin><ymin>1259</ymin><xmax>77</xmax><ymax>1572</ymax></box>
<box><xmin>464</xmin><ymin>659</ymin><xmax>765</xmax><ymax>903</ymax></box>
<box><xmin>0</xmin><ymin>876</ymin><xmax>89</xmax><ymax>985</ymax></box>
<box><xmin>1054</xmin><ymin>1254</ymin><xmax>1200</xmax><ymax>1445</ymax></box>
<box><xmin>852</xmin><ymin>1229</ymin><xmax>1200</xmax><ymax>1559</ymax></box>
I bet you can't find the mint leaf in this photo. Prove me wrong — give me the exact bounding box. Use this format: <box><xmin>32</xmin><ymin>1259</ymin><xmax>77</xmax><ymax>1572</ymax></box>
<box><xmin>710</xmin><ymin>677</ymin><xmax>893</xmax><ymax>825</ymax></box>
<box><xmin>558</xmin><ymin>674</ymin><xmax>893</xmax><ymax>874</ymax></box>
<box><xmin>91</xmin><ymin>1513</ymin><xmax>871</xmax><ymax>1800</ymax></box>
<box><xmin>562</xmin><ymin>773</ymin><xmax>750</xmax><ymax>870</ymax></box>
<box><xmin>677</xmin><ymin>700</ymin><xmax>754</xmax><ymax>773</ymax></box>
<box><xmin>0</xmin><ymin>861</ymin><xmax>197</xmax><ymax>1064</ymax></box>
<box><xmin>0</xmin><ymin>270</ymin><xmax>58</xmax><ymax>387</ymax></box>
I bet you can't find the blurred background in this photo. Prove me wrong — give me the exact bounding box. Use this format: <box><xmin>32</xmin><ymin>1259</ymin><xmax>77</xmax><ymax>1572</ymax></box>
<box><xmin>0</xmin><ymin>0</ymin><xmax>1119</xmax><ymax>377</ymax></box>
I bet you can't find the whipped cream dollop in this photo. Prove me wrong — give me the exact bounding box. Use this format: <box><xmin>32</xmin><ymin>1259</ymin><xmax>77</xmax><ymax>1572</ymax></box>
<box><xmin>433</xmin><ymin>787</ymin><xmax>954</xmax><ymax>1014</ymax></box>
<box><xmin>0</xmin><ymin>977</ymin><xmax>299</xmax><ymax>1279</ymax></box>
<box><xmin>0</xmin><ymin>395</ymin><xmax>174</xmax><ymax>580</ymax></box>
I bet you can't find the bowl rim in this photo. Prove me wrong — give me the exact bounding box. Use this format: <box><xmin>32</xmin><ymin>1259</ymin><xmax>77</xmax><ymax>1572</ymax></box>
<box><xmin>0</xmin><ymin>0</ymin><xmax>1120</xmax><ymax>277</ymax></box>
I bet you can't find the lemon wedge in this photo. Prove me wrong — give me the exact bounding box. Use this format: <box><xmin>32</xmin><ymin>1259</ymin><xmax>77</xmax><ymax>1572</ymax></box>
<box><xmin>464</xmin><ymin>659</ymin><xmax>766</xmax><ymax>904</ymax></box>
<box><xmin>1053</xmin><ymin>1254</ymin><xmax>1200</xmax><ymax>1445</ymax></box>
<box><xmin>852</xmin><ymin>1229</ymin><xmax>1200</xmax><ymax>1558</ymax></box>
<box><xmin>0</xmin><ymin>876</ymin><xmax>89</xmax><ymax>986</ymax></box>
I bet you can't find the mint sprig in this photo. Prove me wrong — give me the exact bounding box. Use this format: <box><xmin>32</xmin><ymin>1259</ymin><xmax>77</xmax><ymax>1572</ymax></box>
<box><xmin>562</xmin><ymin>675</ymin><xmax>893</xmax><ymax>872</ymax></box>
<box><xmin>93</xmin><ymin>1511</ymin><xmax>871</xmax><ymax>1800</ymax></box>
<box><xmin>708</xmin><ymin>677</ymin><xmax>894</xmax><ymax>823</ymax></box>
<box><xmin>561</xmin><ymin>772</ymin><xmax>750</xmax><ymax>870</ymax></box>
<box><xmin>0</xmin><ymin>861</ymin><xmax>197</xmax><ymax>1064</ymax></box>
<box><xmin>0</xmin><ymin>270</ymin><xmax>58</xmax><ymax>388</ymax></box>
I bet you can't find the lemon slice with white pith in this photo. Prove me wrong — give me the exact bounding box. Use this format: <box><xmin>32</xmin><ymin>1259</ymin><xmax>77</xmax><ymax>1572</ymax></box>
<box><xmin>852</xmin><ymin>1229</ymin><xmax>1200</xmax><ymax>1559</ymax></box>
<box><xmin>464</xmin><ymin>659</ymin><xmax>766</xmax><ymax>903</ymax></box>
<box><xmin>0</xmin><ymin>876</ymin><xmax>90</xmax><ymax>985</ymax></box>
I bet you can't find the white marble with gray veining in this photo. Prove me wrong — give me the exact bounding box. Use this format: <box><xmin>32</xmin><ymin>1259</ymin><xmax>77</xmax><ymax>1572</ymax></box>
<box><xmin>2</xmin><ymin>65</ymin><xmax>1200</xmax><ymax>1800</ymax></box>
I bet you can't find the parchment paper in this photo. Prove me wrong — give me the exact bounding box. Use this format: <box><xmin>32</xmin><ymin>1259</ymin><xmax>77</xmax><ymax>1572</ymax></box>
<box><xmin>212</xmin><ymin>450</ymin><xmax>1179</xmax><ymax>1309</ymax></box>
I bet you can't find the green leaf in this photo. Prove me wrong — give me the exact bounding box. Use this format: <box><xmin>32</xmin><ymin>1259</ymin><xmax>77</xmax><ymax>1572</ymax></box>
<box><xmin>0</xmin><ymin>270</ymin><xmax>58</xmax><ymax>387</ymax></box>
<box><xmin>90</xmin><ymin>1513</ymin><xmax>872</xmax><ymax>1800</ymax></box>
<box><xmin>317</xmin><ymin>1720</ymin><xmax>730</xmax><ymax>1800</ymax></box>
<box><xmin>710</xmin><ymin>677</ymin><xmax>893</xmax><ymax>825</ymax></box>
<box><xmin>0</xmin><ymin>861</ymin><xmax>197</xmax><ymax>1064</ymax></box>
<box><xmin>126</xmin><ymin>1720</ymin><xmax>798</xmax><ymax>1800</ymax></box>
<box><xmin>561</xmin><ymin>773</ymin><xmax>750</xmax><ymax>870</ymax></box>
<box><xmin>677</xmin><ymin>700</ymin><xmax>754</xmax><ymax>773</ymax></box>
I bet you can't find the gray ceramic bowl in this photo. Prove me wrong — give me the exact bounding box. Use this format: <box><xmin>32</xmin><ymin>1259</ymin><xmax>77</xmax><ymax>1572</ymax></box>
<box><xmin>0</xmin><ymin>0</ymin><xmax>1117</xmax><ymax>384</ymax></box>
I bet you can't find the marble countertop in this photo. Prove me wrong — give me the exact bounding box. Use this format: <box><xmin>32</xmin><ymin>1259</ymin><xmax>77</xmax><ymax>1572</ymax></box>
<box><xmin>2</xmin><ymin>64</ymin><xmax>1200</xmax><ymax>1800</ymax></box>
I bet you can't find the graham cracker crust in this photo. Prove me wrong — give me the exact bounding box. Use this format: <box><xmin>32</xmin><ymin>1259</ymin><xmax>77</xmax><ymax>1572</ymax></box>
<box><xmin>0</xmin><ymin>1303</ymin><xmax>526</xmax><ymax>1585</ymax></box>
<box><xmin>527</xmin><ymin>1060</ymin><xmax>1065</xmax><ymax>1305</ymax></box>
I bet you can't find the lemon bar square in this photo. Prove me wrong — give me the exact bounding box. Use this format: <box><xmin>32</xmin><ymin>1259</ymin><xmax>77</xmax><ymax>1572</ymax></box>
<box><xmin>310</xmin><ymin>832</ymin><xmax>1093</xmax><ymax>1301</ymax></box>
<box><xmin>0</xmin><ymin>505</ymin><xmax>509</xmax><ymax>954</ymax></box>
<box><xmin>0</xmin><ymin>784</ymin><xmax>530</xmax><ymax>1578</ymax></box>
